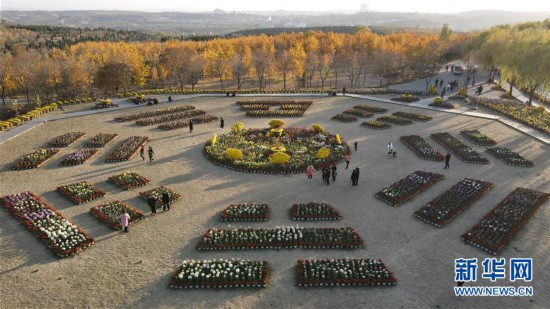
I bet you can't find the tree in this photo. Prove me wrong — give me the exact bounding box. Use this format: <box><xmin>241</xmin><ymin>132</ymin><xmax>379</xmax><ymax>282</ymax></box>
<box><xmin>409</xmin><ymin>40</ymin><xmax>442</xmax><ymax>92</ymax></box>
<box><xmin>275</xmin><ymin>50</ymin><xmax>294</xmax><ymax>90</ymax></box>
<box><xmin>440</xmin><ymin>24</ymin><xmax>453</xmax><ymax>40</ymax></box>
<box><xmin>252</xmin><ymin>48</ymin><xmax>273</xmax><ymax>90</ymax></box>
<box><xmin>187</xmin><ymin>54</ymin><xmax>205</xmax><ymax>90</ymax></box>
<box><xmin>12</xmin><ymin>50</ymin><xmax>40</xmax><ymax>104</ymax></box>
<box><xmin>160</xmin><ymin>45</ymin><xmax>194</xmax><ymax>91</ymax></box>
<box><xmin>95</xmin><ymin>61</ymin><xmax>131</xmax><ymax>93</ymax></box>
<box><xmin>0</xmin><ymin>53</ymin><xmax>15</xmax><ymax>105</ymax></box>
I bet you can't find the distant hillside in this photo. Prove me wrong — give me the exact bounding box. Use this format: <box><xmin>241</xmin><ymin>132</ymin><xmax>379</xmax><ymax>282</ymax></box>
<box><xmin>2</xmin><ymin>10</ymin><xmax>549</xmax><ymax>34</ymax></box>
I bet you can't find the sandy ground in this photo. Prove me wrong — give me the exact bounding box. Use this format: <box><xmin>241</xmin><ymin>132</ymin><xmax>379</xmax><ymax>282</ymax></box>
<box><xmin>0</xmin><ymin>95</ymin><xmax>549</xmax><ymax>309</ymax></box>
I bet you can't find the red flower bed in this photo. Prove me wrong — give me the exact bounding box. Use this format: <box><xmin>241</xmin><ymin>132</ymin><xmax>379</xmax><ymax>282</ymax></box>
<box><xmin>290</xmin><ymin>202</ymin><xmax>342</xmax><ymax>221</ymax></box>
<box><xmin>90</xmin><ymin>200</ymin><xmax>145</xmax><ymax>229</ymax></box>
<box><xmin>48</xmin><ymin>132</ymin><xmax>86</xmax><ymax>147</ymax></box>
<box><xmin>12</xmin><ymin>149</ymin><xmax>60</xmax><ymax>170</ymax></box>
<box><xmin>0</xmin><ymin>191</ymin><xmax>94</xmax><ymax>257</ymax></box>
<box><xmin>108</xmin><ymin>172</ymin><xmax>151</xmax><ymax>190</ymax></box>
<box><xmin>462</xmin><ymin>188</ymin><xmax>549</xmax><ymax>254</ymax></box>
<box><xmin>297</xmin><ymin>259</ymin><xmax>397</xmax><ymax>287</ymax></box>
<box><xmin>105</xmin><ymin>136</ymin><xmax>148</xmax><ymax>162</ymax></box>
<box><xmin>60</xmin><ymin>149</ymin><xmax>99</xmax><ymax>166</ymax></box>
<box><xmin>57</xmin><ymin>181</ymin><xmax>106</xmax><ymax>204</ymax></box>
<box><xmin>375</xmin><ymin>171</ymin><xmax>444</xmax><ymax>206</ymax></box>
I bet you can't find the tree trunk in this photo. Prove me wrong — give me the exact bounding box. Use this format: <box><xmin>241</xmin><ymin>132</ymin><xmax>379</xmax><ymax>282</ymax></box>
<box><xmin>180</xmin><ymin>81</ymin><xmax>184</xmax><ymax>92</ymax></box>
<box><xmin>26</xmin><ymin>91</ymin><xmax>30</xmax><ymax>105</ymax></box>
<box><xmin>219</xmin><ymin>75</ymin><xmax>224</xmax><ymax>89</ymax></box>
<box><xmin>2</xmin><ymin>86</ymin><xmax>6</xmax><ymax>105</ymax></box>
<box><xmin>237</xmin><ymin>77</ymin><xmax>242</xmax><ymax>90</ymax></box>
<box><xmin>334</xmin><ymin>71</ymin><xmax>338</xmax><ymax>88</ymax></box>
<box><xmin>283</xmin><ymin>73</ymin><xmax>287</xmax><ymax>90</ymax></box>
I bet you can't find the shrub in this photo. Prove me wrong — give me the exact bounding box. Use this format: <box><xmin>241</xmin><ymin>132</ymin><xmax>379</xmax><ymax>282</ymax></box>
<box><xmin>433</xmin><ymin>97</ymin><xmax>443</xmax><ymax>104</ymax></box>
<box><xmin>316</xmin><ymin>147</ymin><xmax>330</xmax><ymax>159</ymax></box>
<box><xmin>311</xmin><ymin>123</ymin><xmax>324</xmax><ymax>133</ymax></box>
<box><xmin>536</xmin><ymin>106</ymin><xmax>546</xmax><ymax>113</ymax></box>
<box><xmin>231</xmin><ymin>122</ymin><xmax>244</xmax><ymax>133</ymax></box>
<box><xmin>268</xmin><ymin>152</ymin><xmax>290</xmax><ymax>164</ymax></box>
<box><xmin>268</xmin><ymin>119</ymin><xmax>285</xmax><ymax>128</ymax></box>
<box><xmin>458</xmin><ymin>87</ymin><xmax>466</xmax><ymax>96</ymax></box>
<box><xmin>225</xmin><ymin>148</ymin><xmax>243</xmax><ymax>160</ymax></box>
<box><xmin>428</xmin><ymin>85</ymin><xmax>438</xmax><ymax>95</ymax></box>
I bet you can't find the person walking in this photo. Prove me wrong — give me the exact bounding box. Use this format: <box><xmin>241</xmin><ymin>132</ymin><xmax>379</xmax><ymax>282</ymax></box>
<box><xmin>354</xmin><ymin>168</ymin><xmax>360</xmax><ymax>186</ymax></box>
<box><xmin>440</xmin><ymin>80</ymin><xmax>444</xmax><ymax>87</ymax></box>
<box><xmin>444</xmin><ymin>152</ymin><xmax>451</xmax><ymax>169</ymax></box>
<box><xmin>387</xmin><ymin>142</ymin><xmax>393</xmax><ymax>156</ymax></box>
<box><xmin>306</xmin><ymin>164</ymin><xmax>315</xmax><ymax>181</ymax></box>
<box><xmin>220</xmin><ymin>117</ymin><xmax>224</xmax><ymax>129</ymax></box>
<box><xmin>353</xmin><ymin>141</ymin><xmax>358</xmax><ymax>151</ymax></box>
<box><xmin>162</xmin><ymin>192</ymin><xmax>171</xmax><ymax>212</ymax></box>
<box><xmin>189</xmin><ymin>119</ymin><xmax>194</xmax><ymax>133</ymax></box>
<box><xmin>445</xmin><ymin>65</ymin><xmax>449</xmax><ymax>72</ymax></box>
<box><xmin>148</xmin><ymin>196</ymin><xmax>157</xmax><ymax>216</ymax></box>
<box><xmin>322</xmin><ymin>167</ymin><xmax>330</xmax><ymax>185</ymax></box>
<box><xmin>351</xmin><ymin>168</ymin><xmax>359</xmax><ymax>186</ymax></box>
<box><xmin>435</xmin><ymin>79</ymin><xmax>439</xmax><ymax>87</ymax></box>
<box><xmin>119</xmin><ymin>211</ymin><xmax>130</xmax><ymax>233</ymax></box>
<box><xmin>441</xmin><ymin>88</ymin><xmax>446</xmax><ymax>99</ymax></box>
<box><xmin>331</xmin><ymin>163</ymin><xmax>337</xmax><ymax>182</ymax></box>
<box><xmin>139</xmin><ymin>144</ymin><xmax>145</xmax><ymax>161</ymax></box>
<box><xmin>344</xmin><ymin>153</ymin><xmax>351</xmax><ymax>169</ymax></box>
<box><xmin>148</xmin><ymin>146</ymin><xmax>154</xmax><ymax>162</ymax></box>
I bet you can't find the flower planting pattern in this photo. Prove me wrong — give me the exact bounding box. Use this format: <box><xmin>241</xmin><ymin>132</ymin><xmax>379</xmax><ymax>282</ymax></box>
<box><xmin>429</xmin><ymin>101</ymin><xmax>455</xmax><ymax>109</ymax></box>
<box><xmin>114</xmin><ymin>105</ymin><xmax>195</xmax><ymax>122</ymax></box>
<box><xmin>431</xmin><ymin>132</ymin><xmax>489</xmax><ymax>164</ymax></box>
<box><xmin>84</xmin><ymin>133</ymin><xmax>118</xmax><ymax>147</ymax></box>
<box><xmin>392</xmin><ymin>112</ymin><xmax>432</xmax><ymax>122</ymax></box>
<box><xmin>60</xmin><ymin>149</ymin><xmax>99</xmax><ymax>166</ymax></box>
<box><xmin>400</xmin><ymin>135</ymin><xmax>444</xmax><ymax>161</ymax></box>
<box><xmin>342</xmin><ymin>109</ymin><xmax>374</xmax><ymax>118</ymax></box>
<box><xmin>361</xmin><ymin>120</ymin><xmax>391</xmax><ymax>130</ymax></box>
<box><xmin>414</xmin><ymin>178</ymin><xmax>493</xmax><ymax>227</ymax></box>
<box><xmin>237</xmin><ymin>100</ymin><xmax>312</xmax><ymax>118</ymax></box>
<box><xmin>353</xmin><ymin>105</ymin><xmax>387</xmax><ymax>113</ymax></box>
<box><xmin>158</xmin><ymin>114</ymin><xmax>218</xmax><ymax>130</ymax></box>
<box><xmin>460</xmin><ymin>130</ymin><xmax>497</xmax><ymax>146</ymax></box>
<box><xmin>487</xmin><ymin>147</ymin><xmax>533</xmax><ymax>167</ymax></box>
<box><xmin>375</xmin><ymin>171</ymin><xmax>444</xmax><ymax>206</ymax></box>
<box><xmin>220</xmin><ymin>203</ymin><xmax>269</xmax><ymax>221</ymax></box>
<box><xmin>376</xmin><ymin>115</ymin><xmax>413</xmax><ymax>126</ymax></box>
<box><xmin>90</xmin><ymin>200</ymin><xmax>145</xmax><ymax>229</ymax></box>
<box><xmin>462</xmin><ymin>188</ymin><xmax>549</xmax><ymax>254</ymax></box>
<box><xmin>290</xmin><ymin>202</ymin><xmax>342</xmax><ymax>221</ymax></box>
<box><xmin>12</xmin><ymin>149</ymin><xmax>60</xmax><ymax>170</ymax></box>
<box><xmin>48</xmin><ymin>132</ymin><xmax>86</xmax><ymax>147</ymax></box>
<box><xmin>135</xmin><ymin>110</ymin><xmax>207</xmax><ymax>126</ymax></box>
<box><xmin>108</xmin><ymin>172</ymin><xmax>151</xmax><ymax>190</ymax></box>
<box><xmin>105</xmin><ymin>136</ymin><xmax>148</xmax><ymax>162</ymax></box>
<box><xmin>139</xmin><ymin>186</ymin><xmax>181</xmax><ymax>205</ymax></box>
<box><xmin>331</xmin><ymin>114</ymin><xmax>358</xmax><ymax>123</ymax></box>
<box><xmin>57</xmin><ymin>181</ymin><xmax>106</xmax><ymax>204</ymax></box>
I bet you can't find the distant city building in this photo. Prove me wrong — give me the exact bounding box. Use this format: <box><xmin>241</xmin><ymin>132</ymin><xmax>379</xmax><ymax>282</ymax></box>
<box><xmin>360</xmin><ymin>2</ymin><xmax>370</xmax><ymax>12</ymax></box>
<box><xmin>283</xmin><ymin>21</ymin><xmax>306</xmax><ymax>28</ymax></box>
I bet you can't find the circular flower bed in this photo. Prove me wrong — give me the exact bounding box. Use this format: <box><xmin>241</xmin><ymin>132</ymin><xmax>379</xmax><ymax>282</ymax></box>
<box><xmin>204</xmin><ymin>125</ymin><xmax>349</xmax><ymax>174</ymax></box>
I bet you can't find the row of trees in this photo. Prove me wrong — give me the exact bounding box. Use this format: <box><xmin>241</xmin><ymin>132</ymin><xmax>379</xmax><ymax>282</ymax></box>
<box><xmin>1</xmin><ymin>29</ymin><xmax>470</xmax><ymax>104</ymax></box>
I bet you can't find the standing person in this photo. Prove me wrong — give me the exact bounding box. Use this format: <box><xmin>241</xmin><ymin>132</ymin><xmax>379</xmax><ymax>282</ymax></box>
<box><xmin>350</xmin><ymin>169</ymin><xmax>357</xmax><ymax>186</ymax></box>
<box><xmin>387</xmin><ymin>142</ymin><xmax>393</xmax><ymax>156</ymax></box>
<box><xmin>344</xmin><ymin>153</ymin><xmax>351</xmax><ymax>169</ymax></box>
<box><xmin>306</xmin><ymin>164</ymin><xmax>315</xmax><ymax>181</ymax></box>
<box><xmin>331</xmin><ymin>163</ymin><xmax>337</xmax><ymax>182</ymax></box>
<box><xmin>353</xmin><ymin>141</ymin><xmax>358</xmax><ymax>151</ymax></box>
<box><xmin>435</xmin><ymin>79</ymin><xmax>439</xmax><ymax>87</ymax></box>
<box><xmin>148</xmin><ymin>146</ymin><xmax>154</xmax><ymax>162</ymax></box>
<box><xmin>139</xmin><ymin>144</ymin><xmax>145</xmax><ymax>161</ymax></box>
<box><xmin>444</xmin><ymin>152</ymin><xmax>451</xmax><ymax>169</ymax></box>
<box><xmin>466</xmin><ymin>76</ymin><xmax>471</xmax><ymax>87</ymax></box>
<box><xmin>439</xmin><ymin>80</ymin><xmax>444</xmax><ymax>87</ymax></box>
<box><xmin>220</xmin><ymin>117</ymin><xmax>224</xmax><ymax>129</ymax></box>
<box><xmin>119</xmin><ymin>211</ymin><xmax>130</xmax><ymax>233</ymax></box>
<box><xmin>342</xmin><ymin>87</ymin><xmax>346</xmax><ymax>96</ymax></box>
<box><xmin>189</xmin><ymin>119</ymin><xmax>194</xmax><ymax>133</ymax></box>
<box><xmin>472</xmin><ymin>77</ymin><xmax>476</xmax><ymax>87</ymax></box>
<box><xmin>148</xmin><ymin>196</ymin><xmax>157</xmax><ymax>216</ymax></box>
<box><xmin>478</xmin><ymin>84</ymin><xmax>483</xmax><ymax>95</ymax></box>
<box><xmin>322</xmin><ymin>167</ymin><xmax>330</xmax><ymax>185</ymax></box>
<box><xmin>441</xmin><ymin>88</ymin><xmax>446</xmax><ymax>99</ymax></box>
<box><xmin>354</xmin><ymin>168</ymin><xmax>360</xmax><ymax>186</ymax></box>
<box><xmin>445</xmin><ymin>65</ymin><xmax>449</xmax><ymax>72</ymax></box>
<box><xmin>162</xmin><ymin>192</ymin><xmax>171</xmax><ymax>212</ymax></box>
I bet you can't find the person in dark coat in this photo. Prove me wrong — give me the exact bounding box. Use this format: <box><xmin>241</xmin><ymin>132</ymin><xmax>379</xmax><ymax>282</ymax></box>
<box><xmin>353</xmin><ymin>168</ymin><xmax>360</xmax><ymax>186</ymax></box>
<box><xmin>220</xmin><ymin>117</ymin><xmax>224</xmax><ymax>129</ymax></box>
<box><xmin>322</xmin><ymin>167</ymin><xmax>330</xmax><ymax>185</ymax></box>
<box><xmin>189</xmin><ymin>119</ymin><xmax>194</xmax><ymax>133</ymax></box>
<box><xmin>148</xmin><ymin>196</ymin><xmax>157</xmax><ymax>215</ymax></box>
<box><xmin>148</xmin><ymin>146</ymin><xmax>154</xmax><ymax>162</ymax></box>
<box><xmin>444</xmin><ymin>152</ymin><xmax>451</xmax><ymax>169</ymax></box>
<box><xmin>331</xmin><ymin>164</ymin><xmax>337</xmax><ymax>182</ymax></box>
<box><xmin>140</xmin><ymin>145</ymin><xmax>145</xmax><ymax>161</ymax></box>
<box><xmin>353</xmin><ymin>141</ymin><xmax>358</xmax><ymax>151</ymax></box>
<box><xmin>162</xmin><ymin>192</ymin><xmax>171</xmax><ymax>212</ymax></box>
<box><xmin>350</xmin><ymin>169</ymin><xmax>358</xmax><ymax>186</ymax></box>
<box><xmin>441</xmin><ymin>89</ymin><xmax>446</xmax><ymax>99</ymax></box>
<box><xmin>440</xmin><ymin>80</ymin><xmax>444</xmax><ymax>87</ymax></box>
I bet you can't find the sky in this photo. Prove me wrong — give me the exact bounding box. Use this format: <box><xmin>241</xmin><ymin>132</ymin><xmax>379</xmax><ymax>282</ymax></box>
<box><xmin>1</xmin><ymin>0</ymin><xmax>550</xmax><ymax>13</ymax></box>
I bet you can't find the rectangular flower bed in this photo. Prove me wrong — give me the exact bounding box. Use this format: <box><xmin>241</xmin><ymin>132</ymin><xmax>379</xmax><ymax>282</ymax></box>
<box><xmin>12</xmin><ymin>149</ymin><xmax>60</xmax><ymax>170</ymax></box>
<box><xmin>48</xmin><ymin>132</ymin><xmax>86</xmax><ymax>147</ymax></box>
<box><xmin>414</xmin><ymin>178</ymin><xmax>493</xmax><ymax>227</ymax></box>
<box><xmin>290</xmin><ymin>202</ymin><xmax>341</xmax><ymax>221</ymax></box>
<box><xmin>0</xmin><ymin>191</ymin><xmax>94</xmax><ymax>257</ymax></box>
<box><xmin>245</xmin><ymin>110</ymin><xmax>305</xmax><ymax>117</ymax></box>
<box><xmin>114</xmin><ymin>105</ymin><xmax>195</xmax><ymax>122</ymax></box>
<box><xmin>105</xmin><ymin>136</ymin><xmax>148</xmax><ymax>162</ymax></box>
<box><xmin>353</xmin><ymin>105</ymin><xmax>387</xmax><ymax>113</ymax></box>
<box><xmin>460</xmin><ymin>130</ymin><xmax>497</xmax><ymax>146</ymax></box>
<box><xmin>392</xmin><ymin>112</ymin><xmax>432</xmax><ymax>122</ymax></box>
<box><xmin>158</xmin><ymin>114</ymin><xmax>219</xmax><ymax>130</ymax></box>
<box><xmin>220</xmin><ymin>203</ymin><xmax>269</xmax><ymax>221</ymax></box>
<box><xmin>342</xmin><ymin>109</ymin><xmax>373</xmax><ymax>118</ymax></box>
<box><xmin>108</xmin><ymin>172</ymin><xmax>151</xmax><ymax>190</ymax></box>
<box><xmin>57</xmin><ymin>181</ymin><xmax>106</xmax><ymax>204</ymax></box>
<box><xmin>139</xmin><ymin>186</ymin><xmax>181</xmax><ymax>205</ymax></box>
<box><xmin>60</xmin><ymin>149</ymin><xmax>99</xmax><ymax>166</ymax></box>
<box><xmin>431</xmin><ymin>132</ymin><xmax>489</xmax><ymax>164</ymax></box>
<box><xmin>90</xmin><ymin>200</ymin><xmax>145</xmax><ymax>229</ymax></box>
<box><xmin>331</xmin><ymin>114</ymin><xmax>358</xmax><ymax>123</ymax></box>
<box><xmin>400</xmin><ymin>135</ymin><xmax>444</xmax><ymax>161</ymax></box>
<box><xmin>375</xmin><ymin>171</ymin><xmax>444</xmax><ymax>206</ymax></box>
<box><xmin>462</xmin><ymin>188</ymin><xmax>549</xmax><ymax>254</ymax></box>
<box><xmin>361</xmin><ymin>120</ymin><xmax>391</xmax><ymax>130</ymax></box>
<box><xmin>84</xmin><ymin>133</ymin><xmax>118</xmax><ymax>147</ymax></box>
<box><xmin>135</xmin><ymin>110</ymin><xmax>206</xmax><ymax>126</ymax></box>
<box><xmin>376</xmin><ymin>115</ymin><xmax>413</xmax><ymax>126</ymax></box>
<box><xmin>429</xmin><ymin>101</ymin><xmax>455</xmax><ymax>109</ymax></box>
<box><xmin>239</xmin><ymin>104</ymin><xmax>270</xmax><ymax>111</ymax></box>
<box><xmin>197</xmin><ymin>227</ymin><xmax>364</xmax><ymax>250</ymax></box>
<box><xmin>297</xmin><ymin>259</ymin><xmax>397</xmax><ymax>287</ymax></box>
<box><xmin>487</xmin><ymin>147</ymin><xmax>533</xmax><ymax>167</ymax></box>
<box><xmin>169</xmin><ymin>259</ymin><xmax>269</xmax><ymax>289</ymax></box>
<box><xmin>236</xmin><ymin>100</ymin><xmax>312</xmax><ymax>107</ymax></box>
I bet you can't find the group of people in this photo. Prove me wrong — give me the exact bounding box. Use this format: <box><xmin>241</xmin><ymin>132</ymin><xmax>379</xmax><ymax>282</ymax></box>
<box><xmin>140</xmin><ymin>144</ymin><xmax>155</xmax><ymax>162</ymax></box>
<box><xmin>117</xmin><ymin>192</ymin><xmax>172</xmax><ymax>233</ymax></box>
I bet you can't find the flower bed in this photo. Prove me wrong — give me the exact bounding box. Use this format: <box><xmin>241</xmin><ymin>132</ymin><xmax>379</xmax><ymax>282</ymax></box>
<box><xmin>460</xmin><ymin>130</ymin><xmax>497</xmax><ymax>146</ymax></box>
<box><xmin>197</xmin><ymin>227</ymin><xmax>364</xmax><ymax>250</ymax></box>
<box><xmin>220</xmin><ymin>203</ymin><xmax>269</xmax><ymax>221</ymax></box>
<box><xmin>377</xmin><ymin>115</ymin><xmax>413</xmax><ymax>126</ymax></box>
<box><xmin>342</xmin><ymin>109</ymin><xmax>373</xmax><ymax>118</ymax></box>
<box><xmin>60</xmin><ymin>149</ymin><xmax>99</xmax><ymax>166</ymax></box>
<box><xmin>239</xmin><ymin>104</ymin><xmax>270</xmax><ymax>111</ymax></box>
<box><xmin>48</xmin><ymin>132</ymin><xmax>86</xmax><ymax>147</ymax></box>
<box><xmin>353</xmin><ymin>105</ymin><xmax>387</xmax><ymax>113</ymax></box>
<box><xmin>431</xmin><ymin>132</ymin><xmax>489</xmax><ymax>164</ymax></box>
<box><xmin>57</xmin><ymin>181</ymin><xmax>106</xmax><ymax>204</ymax></box>
<box><xmin>114</xmin><ymin>105</ymin><xmax>195</xmax><ymax>122</ymax></box>
<box><xmin>246</xmin><ymin>110</ymin><xmax>305</xmax><ymax>117</ymax></box>
<box><xmin>105</xmin><ymin>136</ymin><xmax>148</xmax><ymax>162</ymax></box>
<box><xmin>93</xmin><ymin>99</ymin><xmax>118</xmax><ymax>110</ymax></box>
<box><xmin>297</xmin><ymin>259</ymin><xmax>397</xmax><ymax>287</ymax></box>
<box><xmin>375</xmin><ymin>171</ymin><xmax>444</xmax><ymax>206</ymax></box>
<box><xmin>169</xmin><ymin>259</ymin><xmax>269</xmax><ymax>289</ymax></box>
<box><xmin>90</xmin><ymin>200</ymin><xmax>145</xmax><ymax>229</ymax></box>
<box><xmin>290</xmin><ymin>202</ymin><xmax>341</xmax><ymax>221</ymax></box>
<box><xmin>331</xmin><ymin>114</ymin><xmax>358</xmax><ymax>122</ymax></box>
<box><xmin>237</xmin><ymin>100</ymin><xmax>313</xmax><ymax>118</ymax></box>
<box><xmin>84</xmin><ymin>133</ymin><xmax>118</xmax><ymax>147</ymax></box>
<box><xmin>462</xmin><ymin>188</ymin><xmax>549</xmax><ymax>254</ymax></box>
<box><xmin>204</xmin><ymin>126</ymin><xmax>349</xmax><ymax>174</ymax></box>
<box><xmin>12</xmin><ymin>149</ymin><xmax>60</xmax><ymax>170</ymax></box>
<box><xmin>400</xmin><ymin>135</ymin><xmax>444</xmax><ymax>161</ymax></box>
<box><xmin>487</xmin><ymin>147</ymin><xmax>533</xmax><ymax>167</ymax></box>
<box><xmin>0</xmin><ymin>191</ymin><xmax>94</xmax><ymax>257</ymax></box>
<box><xmin>158</xmin><ymin>114</ymin><xmax>218</xmax><ymax>130</ymax></box>
<box><xmin>108</xmin><ymin>172</ymin><xmax>151</xmax><ymax>190</ymax></box>
<box><xmin>392</xmin><ymin>112</ymin><xmax>432</xmax><ymax>122</ymax></box>
<box><xmin>391</xmin><ymin>94</ymin><xmax>420</xmax><ymax>103</ymax></box>
<box><xmin>361</xmin><ymin>120</ymin><xmax>391</xmax><ymax>130</ymax></box>
<box><xmin>468</xmin><ymin>96</ymin><xmax>550</xmax><ymax>135</ymax></box>
<box><xmin>139</xmin><ymin>186</ymin><xmax>181</xmax><ymax>205</ymax></box>
<box><xmin>135</xmin><ymin>110</ymin><xmax>206</xmax><ymax>126</ymax></box>
<box><xmin>414</xmin><ymin>178</ymin><xmax>493</xmax><ymax>227</ymax></box>
<box><xmin>429</xmin><ymin>101</ymin><xmax>455</xmax><ymax>109</ymax></box>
